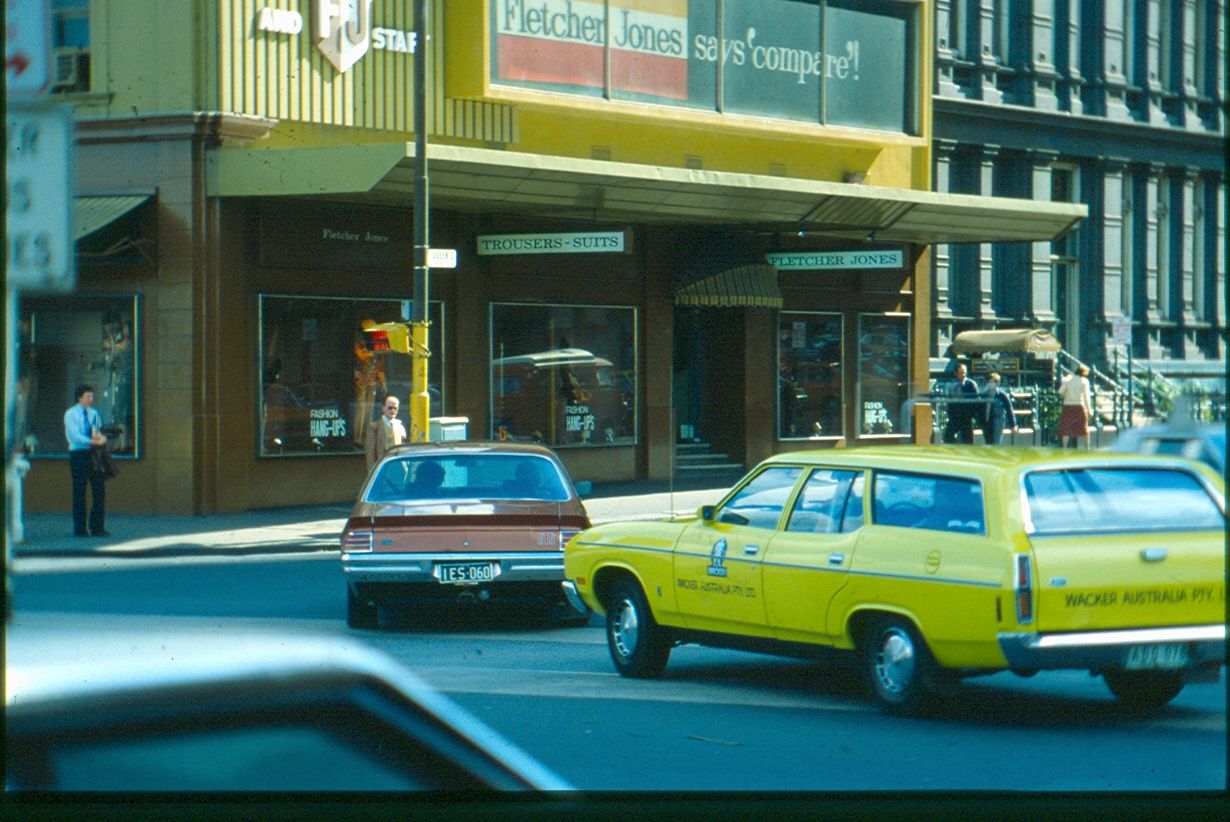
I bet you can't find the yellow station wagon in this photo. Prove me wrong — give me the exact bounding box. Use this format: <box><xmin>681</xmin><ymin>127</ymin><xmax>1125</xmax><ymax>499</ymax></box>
<box><xmin>563</xmin><ymin>446</ymin><xmax>1226</xmax><ymax>716</ymax></box>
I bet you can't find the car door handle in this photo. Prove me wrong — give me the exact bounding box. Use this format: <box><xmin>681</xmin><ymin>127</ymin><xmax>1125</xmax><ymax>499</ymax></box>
<box><xmin>743</xmin><ymin>545</ymin><xmax>760</xmax><ymax>556</ymax></box>
<box><xmin>828</xmin><ymin>553</ymin><xmax>845</xmax><ymax>566</ymax></box>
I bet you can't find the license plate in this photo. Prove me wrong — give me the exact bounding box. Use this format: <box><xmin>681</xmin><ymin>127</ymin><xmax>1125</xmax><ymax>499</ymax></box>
<box><xmin>437</xmin><ymin>562</ymin><xmax>497</xmax><ymax>584</ymax></box>
<box><xmin>1124</xmin><ymin>644</ymin><xmax>1188</xmax><ymax>670</ymax></box>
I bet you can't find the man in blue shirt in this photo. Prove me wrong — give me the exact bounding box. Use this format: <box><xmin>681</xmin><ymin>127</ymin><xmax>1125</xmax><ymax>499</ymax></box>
<box><xmin>64</xmin><ymin>384</ymin><xmax>109</xmax><ymax>537</ymax></box>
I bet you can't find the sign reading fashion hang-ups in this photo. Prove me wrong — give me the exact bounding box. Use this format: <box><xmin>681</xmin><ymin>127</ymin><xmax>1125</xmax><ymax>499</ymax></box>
<box><xmin>766</xmin><ymin>249</ymin><xmax>904</xmax><ymax>271</ymax></box>
<box><xmin>254</xmin><ymin>0</ymin><xmax>417</xmax><ymax>72</ymax></box>
<box><xmin>490</xmin><ymin>0</ymin><xmax>915</xmax><ymax>133</ymax></box>
<box><xmin>476</xmin><ymin>231</ymin><xmax>626</xmax><ymax>255</ymax></box>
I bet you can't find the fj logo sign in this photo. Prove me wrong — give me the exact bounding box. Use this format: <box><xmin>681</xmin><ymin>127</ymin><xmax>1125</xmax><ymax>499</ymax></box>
<box><xmin>707</xmin><ymin>539</ymin><xmax>729</xmax><ymax>578</ymax></box>
<box><xmin>315</xmin><ymin>0</ymin><xmax>373</xmax><ymax>73</ymax></box>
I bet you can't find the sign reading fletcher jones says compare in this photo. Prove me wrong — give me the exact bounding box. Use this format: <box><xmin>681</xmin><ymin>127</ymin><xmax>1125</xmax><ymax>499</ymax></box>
<box><xmin>477</xmin><ymin>232</ymin><xmax>626</xmax><ymax>255</ymax></box>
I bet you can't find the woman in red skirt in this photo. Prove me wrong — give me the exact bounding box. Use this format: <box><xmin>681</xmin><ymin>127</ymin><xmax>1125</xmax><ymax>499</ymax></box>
<box><xmin>1057</xmin><ymin>365</ymin><xmax>1093</xmax><ymax>448</ymax></box>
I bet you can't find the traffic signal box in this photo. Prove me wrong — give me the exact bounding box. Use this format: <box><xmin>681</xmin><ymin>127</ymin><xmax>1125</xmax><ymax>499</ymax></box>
<box><xmin>362</xmin><ymin>322</ymin><xmax>410</xmax><ymax>354</ymax></box>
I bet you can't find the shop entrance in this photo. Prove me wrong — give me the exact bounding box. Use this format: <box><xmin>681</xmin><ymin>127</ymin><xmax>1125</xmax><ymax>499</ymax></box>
<box><xmin>672</xmin><ymin>306</ymin><xmax>746</xmax><ymax>472</ymax></box>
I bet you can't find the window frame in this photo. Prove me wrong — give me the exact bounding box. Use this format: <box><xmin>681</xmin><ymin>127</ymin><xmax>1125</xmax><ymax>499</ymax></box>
<box><xmin>777</xmin><ymin>311</ymin><xmax>844</xmax><ymax>441</ymax></box>
<box><xmin>871</xmin><ymin>469</ymin><xmax>987</xmax><ymax>535</ymax></box>
<box><xmin>855</xmin><ymin>312</ymin><xmax>911</xmax><ymax>441</ymax></box>
<box><xmin>18</xmin><ymin>293</ymin><xmax>142</xmax><ymax>460</ymax></box>
<box><xmin>256</xmin><ymin>294</ymin><xmax>445</xmax><ymax>459</ymax></box>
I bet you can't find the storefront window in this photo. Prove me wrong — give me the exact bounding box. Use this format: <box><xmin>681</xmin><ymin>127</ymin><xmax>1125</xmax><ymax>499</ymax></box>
<box><xmin>857</xmin><ymin>313</ymin><xmax>910</xmax><ymax>437</ymax></box>
<box><xmin>18</xmin><ymin>295</ymin><xmax>140</xmax><ymax>458</ymax></box>
<box><xmin>778</xmin><ymin>313</ymin><xmax>843</xmax><ymax>439</ymax></box>
<box><xmin>259</xmin><ymin>296</ymin><xmax>443</xmax><ymax>457</ymax></box>
<box><xmin>490</xmin><ymin>304</ymin><xmax>637</xmax><ymax>447</ymax></box>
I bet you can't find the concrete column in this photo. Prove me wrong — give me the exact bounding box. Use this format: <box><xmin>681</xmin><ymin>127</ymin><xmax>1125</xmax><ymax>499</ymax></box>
<box><xmin>1096</xmin><ymin>0</ymin><xmax>1134</xmax><ymax>119</ymax></box>
<box><xmin>1176</xmin><ymin>168</ymin><xmax>1197</xmax><ymax>324</ymax></box>
<box><xmin>1175</xmin><ymin>0</ymin><xmax>1200</xmax><ymax>128</ymax></box>
<box><xmin>1054</xmin><ymin>0</ymin><xmax>1083</xmax><ymax>113</ymax></box>
<box><xmin>933</xmin><ymin>140</ymin><xmax>959</xmax><ymax>321</ymax></box>
<box><xmin>976</xmin><ymin>145</ymin><xmax>999</xmax><ymax>321</ymax></box>
<box><xmin>1100</xmin><ymin>160</ymin><xmax>1129</xmax><ymax>323</ymax></box>
<box><xmin>1142</xmin><ymin>166</ymin><xmax>1164</xmax><ymax>323</ymax></box>
<box><xmin>1022</xmin><ymin>0</ymin><xmax>1060</xmax><ymax>109</ymax></box>
<box><xmin>935</xmin><ymin>0</ymin><xmax>962</xmax><ymax>97</ymax></box>
<box><xmin>1140</xmin><ymin>0</ymin><xmax>1167</xmax><ymax>124</ymax></box>
<box><xmin>1028</xmin><ymin>159</ymin><xmax>1057</xmax><ymax>324</ymax></box>
<box><xmin>974</xmin><ymin>0</ymin><xmax>1005</xmax><ymax>103</ymax></box>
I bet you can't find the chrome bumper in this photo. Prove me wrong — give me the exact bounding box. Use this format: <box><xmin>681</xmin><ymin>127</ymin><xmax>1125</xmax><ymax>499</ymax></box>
<box><xmin>560</xmin><ymin>580</ymin><xmax>590</xmax><ymax>616</ymax></box>
<box><xmin>341</xmin><ymin>551</ymin><xmax>565</xmax><ymax>584</ymax></box>
<box><xmin>998</xmin><ymin>624</ymin><xmax>1226</xmax><ymax>671</ymax></box>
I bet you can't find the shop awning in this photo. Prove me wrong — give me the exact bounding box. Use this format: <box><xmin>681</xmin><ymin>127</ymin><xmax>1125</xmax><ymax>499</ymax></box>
<box><xmin>208</xmin><ymin>143</ymin><xmax>1087</xmax><ymax>245</ymax></box>
<box><xmin>951</xmin><ymin>328</ymin><xmax>1063</xmax><ymax>355</ymax></box>
<box><xmin>75</xmin><ymin>195</ymin><xmax>153</xmax><ymax>241</ymax></box>
<box><xmin>674</xmin><ymin>232</ymin><xmax>783</xmax><ymax>308</ymax></box>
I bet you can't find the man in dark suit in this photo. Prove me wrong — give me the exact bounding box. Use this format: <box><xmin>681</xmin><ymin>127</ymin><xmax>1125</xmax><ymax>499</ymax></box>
<box><xmin>942</xmin><ymin>363</ymin><xmax>980</xmax><ymax>444</ymax></box>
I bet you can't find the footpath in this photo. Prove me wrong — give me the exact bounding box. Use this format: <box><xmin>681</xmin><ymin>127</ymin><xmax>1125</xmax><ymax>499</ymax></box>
<box><xmin>11</xmin><ymin>475</ymin><xmax>741</xmax><ymax>561</ymax></box>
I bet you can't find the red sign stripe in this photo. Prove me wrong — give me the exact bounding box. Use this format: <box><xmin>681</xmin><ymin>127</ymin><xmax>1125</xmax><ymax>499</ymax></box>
<box><xmin>497</xmin><ymin>35</ymin><xmax>687</xmax><ymax>100</ymax></box>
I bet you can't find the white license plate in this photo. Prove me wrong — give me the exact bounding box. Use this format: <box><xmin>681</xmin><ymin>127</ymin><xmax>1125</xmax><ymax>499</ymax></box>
<box><xmin>437</xmin><ymin>562</ymin><xmax>496</xmax><ymax>584</ymax></box>
<box><xmin>1124</xmin><ymin>644</ymin><xmax>1189</xmax><ymax>670</ymax></box>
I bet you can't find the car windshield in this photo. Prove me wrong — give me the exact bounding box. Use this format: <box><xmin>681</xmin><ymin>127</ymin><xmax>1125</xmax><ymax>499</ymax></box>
<box><xmin>1024</xmin><ymin>467</ymin><xmax>1225</xmax><ymax>535</ymax></box>
<box><xmin>367</xmin><ymin>454</ymin><xmax>570</xmax><ymax>503</ymax></box>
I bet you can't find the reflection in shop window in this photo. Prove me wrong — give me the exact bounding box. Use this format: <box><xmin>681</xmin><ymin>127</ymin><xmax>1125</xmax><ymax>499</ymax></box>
<box><xmin>778</xmin><ymin>313</ymin><xmax>843</xmax><ymax>439</ymax></box>
<box><xmin>18</xmin><ymin>295</ymin><xmax>140</xmax><ymax>458</ymax></box>
<box><xmin>857</xmin><ymin>314</ymin><xmax>910</xmax><ymax>436</ymax></box>
<box><xmin>490</xmin><ymin>304</ymin><xmax>637</xmax><ymax>447</ymax></box>
<box><xmin>259</xmin><ymin>296</ymin><xmax>442</xmax><ymax>457</ymax></box>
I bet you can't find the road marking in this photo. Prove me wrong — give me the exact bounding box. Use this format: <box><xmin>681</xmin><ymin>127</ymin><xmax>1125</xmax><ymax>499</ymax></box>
<box><xmin>410</xmin><ymin>664</ymin><xmax>876</xmax><ymax>712</ymax></box>
<box><xmin>11</xmin><ymin>551</ymin><xmax>339</xmax><ymax>574</ymax></box>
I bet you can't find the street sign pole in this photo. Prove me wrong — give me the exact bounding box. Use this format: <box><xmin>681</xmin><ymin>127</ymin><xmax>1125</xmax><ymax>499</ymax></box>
<box><xmin>409</xmin><ymin>0</ymin><xmax>430</xmax><ymax>442</ymax></box>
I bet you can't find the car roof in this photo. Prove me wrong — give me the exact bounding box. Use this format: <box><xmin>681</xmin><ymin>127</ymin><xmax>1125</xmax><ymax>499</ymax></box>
<box><xmin>757</xmin><ymin>444</ymin><xmax>1225</xmax><ymax>482</ymax></box>
<box><xmin>380</xmin><ymin>440</ymin><xmax>564</xmax><ymax>460</ymax></box>
<box><xmin>5</xmin><ymin>619</ymin><xmax>571</xmax><ymax>790</ymax></box>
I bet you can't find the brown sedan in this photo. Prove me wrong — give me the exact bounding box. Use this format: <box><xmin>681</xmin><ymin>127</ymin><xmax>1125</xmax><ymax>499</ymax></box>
<box><xmin>342</xmin><ymin>441</ymin><xmax>592</xmax><ymax>628</ymax></box>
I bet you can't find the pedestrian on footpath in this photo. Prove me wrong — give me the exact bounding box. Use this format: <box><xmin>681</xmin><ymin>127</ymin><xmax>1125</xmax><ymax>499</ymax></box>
<box><xmin>366</xmin><ymin>395</ymin><xmax>406</xmax><ymax>470</ymax></box>
<box><xmin>942</xmin><ymin>362</ymin><xmax>980</xmax><ymax>444</ymax></box>
<box><xmin>982</xmin><ymin>372</ymin><xmax>1018</xmax><ymax>445</ymax></box>
<box><xmin>64</xmin><ymin>384</ymin><xmax>109</xmax><ymax>537</ymax></box>
<box><xmin>1058</xmin><ymin>365</ymin><xmax>1094</xmax><ymax>449</ymax></box>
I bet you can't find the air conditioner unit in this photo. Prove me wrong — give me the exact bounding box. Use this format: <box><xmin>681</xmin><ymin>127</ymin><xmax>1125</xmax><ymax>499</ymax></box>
<box><xmin>52</xmin><ymin>48</ymin><xmax>89</xmax><ymax>92</ymax></box>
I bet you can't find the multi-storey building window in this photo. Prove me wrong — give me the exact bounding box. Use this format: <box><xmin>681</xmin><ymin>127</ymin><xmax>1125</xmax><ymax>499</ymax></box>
<box><xmin>50</xmin><ymin>0</ymin><xmax>90</xmax><ymax>93</ymax></box>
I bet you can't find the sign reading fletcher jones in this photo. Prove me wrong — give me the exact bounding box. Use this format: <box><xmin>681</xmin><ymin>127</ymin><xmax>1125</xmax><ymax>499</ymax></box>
<box><xmin>476</xmin><ymin>232</ymin><xmax>626</xmax><ymax>255</ymax></box>
<box><xmin>766</xmin><ymin>249</ymin><xmax>904</xmax><ymax>271</ymax></box>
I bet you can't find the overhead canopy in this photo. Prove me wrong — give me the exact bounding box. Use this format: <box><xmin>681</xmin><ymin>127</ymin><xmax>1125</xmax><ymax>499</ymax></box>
<box><xmin>951</xmin><ymin>328</ymin><xmax>1063</xmax><ymax>355</ymax></box>
<box><xmin>208</xmin><ymin>143</ymin><xmax>1087</xmax><ymax>245</ymax></box>
<box><xmin>674</xmin><ymin>232</ymin><xmax>783</xmax><ymax>308</ymax></box>
<box><xmin>75</xmin><ymin>195</ymin><xmax>153</xmax><ymax>241</ymax></box>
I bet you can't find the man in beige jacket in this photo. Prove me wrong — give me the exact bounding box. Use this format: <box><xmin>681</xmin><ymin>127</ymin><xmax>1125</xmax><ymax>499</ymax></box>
<box><xmin>366</xmin><ymin>395</ymin><xmax>406</xmax><ymax>470</ymax></box>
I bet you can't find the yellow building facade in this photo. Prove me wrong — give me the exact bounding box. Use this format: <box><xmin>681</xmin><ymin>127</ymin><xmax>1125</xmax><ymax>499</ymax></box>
<box><xmin>18</xmin><ymin>0</ymin><xmax>1083</xmax><ymax>514</ymax></box>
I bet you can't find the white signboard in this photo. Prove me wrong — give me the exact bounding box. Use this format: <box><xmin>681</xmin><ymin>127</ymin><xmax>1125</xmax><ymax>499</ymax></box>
<box><xmin>427</xmin><ymin>248</ymin><xmax>457</xmax><ymax>269</ymax></box>
<box><xmin>766</xmin><ymin>249</ymin><xmax>904</xmax><ymax>271</ymax></box>
<box><xmin>476</xmin><ymin>231</ymin><xmax>626</xmax><ymax>255</ymax></box>
<box><xmin>1111</xmin><ymin>315</ymin><xmax>1131</xmax><ymax>346</ymax></box>
<box><xmin>5</xmin><ymin>0</ymin><xmax>52</xmax><ymax>98</ymax></box>
<box><xmin>6</xmin><ymin>104</ymin><xmax>75</xmax><ymax>292</ymax></box>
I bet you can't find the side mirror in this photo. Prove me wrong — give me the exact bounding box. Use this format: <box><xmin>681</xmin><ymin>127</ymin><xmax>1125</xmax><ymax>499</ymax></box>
<box><xmin>699</xmin><ymin>505</ymin><xmax>715</xmax><ymax>522</ymax></box>
<box><xmin>574</xmin><ymin>480</ymin><xmax>593</xmax><ymax>498</ymax></box>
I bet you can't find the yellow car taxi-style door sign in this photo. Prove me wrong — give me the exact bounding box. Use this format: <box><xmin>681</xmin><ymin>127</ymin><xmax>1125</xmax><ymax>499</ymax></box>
<box><xmin>707</xmin><ymin>539</ymin><xmax>729</xmax><ymax>577</ymax></box>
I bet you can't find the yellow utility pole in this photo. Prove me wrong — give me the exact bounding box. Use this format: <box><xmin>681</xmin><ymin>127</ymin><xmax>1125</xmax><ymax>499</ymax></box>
<box><xmin>410</xmin><ymin>0</ymin><xmax>430</xmax><ymax>442</ymax></box>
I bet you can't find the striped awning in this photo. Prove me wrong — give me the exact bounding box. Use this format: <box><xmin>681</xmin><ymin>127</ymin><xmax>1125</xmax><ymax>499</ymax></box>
<box><xmin>74</xmin><ymin>195</ymin><xmax>153</xmax><ymax>241</ymax></box>
<box><xmin>676</xmin><ymin>263</ymin><xmax>782</xmax><ymax>308</ymax></box>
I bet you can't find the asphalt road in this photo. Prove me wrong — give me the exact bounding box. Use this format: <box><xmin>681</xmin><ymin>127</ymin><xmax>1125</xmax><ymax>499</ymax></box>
<box><xmin>10</xmin><ymin>552</ymin><xmax>1227</xmax><ymax>794</ymax></box>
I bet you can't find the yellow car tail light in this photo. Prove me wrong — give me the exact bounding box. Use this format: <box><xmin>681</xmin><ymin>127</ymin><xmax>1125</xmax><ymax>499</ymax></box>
<box><xmin>1014</xmin><ymin>553</ymin><xmax>1033</xmax><ymax>624</ymax></box>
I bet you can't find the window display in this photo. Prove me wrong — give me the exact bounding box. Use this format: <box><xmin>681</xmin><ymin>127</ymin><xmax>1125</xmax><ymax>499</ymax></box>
<box><xmin>18</xmin><ymin>295</ymin><xmax>139</xmax><ymax>458</ymax></box>
<box><xmin>857</xmin><ymin>313</ymin><xmax>910</xmax><ymax>436</ymax></box>
<box><xmin>259</xmin><ymin>296</ymin><xmax>443</xmax><ymax>457</ymax></box>
<box><xmin>778</xmin><ymin>313</ymin><xmax>843</xmax><ymax>439</ymax></box>
<box><xmin>490</xmin><ymin>304</ymin><xmax>637</xmax><ymax>447</ymax></box>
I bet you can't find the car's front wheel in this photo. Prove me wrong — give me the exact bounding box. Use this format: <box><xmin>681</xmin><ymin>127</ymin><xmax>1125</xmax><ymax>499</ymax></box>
<box><xmin>1102</xmin><ymin>669</ymin><xmax>1185</xmax><ymax>711</ymax></box>
<box><xmin>347</xmin><ymin>585</ymin><xmax>379</xmax><ymax>629</ymax></box>
<box><xmin>862</xmin><ymin>616</ymin><xmax>940</xmax><ymax>716</ymax></box>
<box><xmin>605</xmin><ymin>578</ymin><xmax>671</xmax><ymax>678</ymax></box>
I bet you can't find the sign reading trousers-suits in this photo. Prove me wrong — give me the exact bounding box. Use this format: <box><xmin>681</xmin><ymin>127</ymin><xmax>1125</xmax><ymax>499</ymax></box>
<box><xmin>476</xmin><ymin>231</ymin><xmax>626</xmax><ymax>255</ymax></box>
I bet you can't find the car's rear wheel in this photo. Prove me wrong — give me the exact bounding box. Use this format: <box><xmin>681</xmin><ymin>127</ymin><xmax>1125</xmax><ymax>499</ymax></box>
<box><xmin>347</xmin><ymin>585</ymin><xmax>379</xmax><ymax>629</ymax></box>
<box><xmin>862</xmin><ymin>616</ymin><xmax>939</xmax><ymax>716</ymax></box>
<box><xmin>605</xmin><ymin>578</ymin><xmax>671</xmax><ymax>678</ymax></box>
<box><xmin>1102</xmin><ymin>669</ymin><xmax>1185</xmax><ymax>711</ymax></box>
